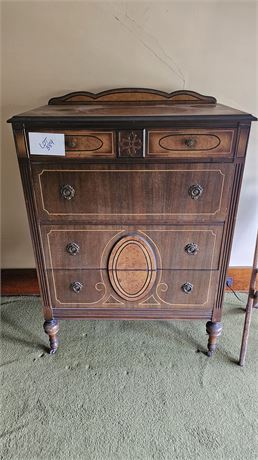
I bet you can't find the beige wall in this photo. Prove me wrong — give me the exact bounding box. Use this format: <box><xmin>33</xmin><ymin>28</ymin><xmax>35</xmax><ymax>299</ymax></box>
<box><xmin>1</xmin><ymin>0</ymin><xmax>257</xmax><ymax>268</ymax></box>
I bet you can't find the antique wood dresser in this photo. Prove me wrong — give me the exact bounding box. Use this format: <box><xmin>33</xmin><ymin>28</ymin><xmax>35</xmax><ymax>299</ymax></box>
<box><xmin>8</xmin><ymin>89</ymin><xmax>256</xmax><ymax>355</ymax></box>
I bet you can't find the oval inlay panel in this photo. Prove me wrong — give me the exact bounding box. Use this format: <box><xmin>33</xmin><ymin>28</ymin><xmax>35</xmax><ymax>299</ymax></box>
<box><xmin>108</xmin><ymin>235</ymin><xmax>157</xmax><ymax>301</ymax></box>
<box><xmin>82</xmin><ymin>135</ymin><xmax>103</xmax><ymax>151</ymax></box>
<box><xmin>159</xmin><ymin>134</ymin><xmax>221</xmax><ymax>151</ymax></box>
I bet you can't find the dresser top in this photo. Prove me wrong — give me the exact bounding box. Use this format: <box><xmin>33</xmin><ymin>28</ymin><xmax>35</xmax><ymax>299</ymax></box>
<box><xmin>8</xmin><ymin>89</ymin><xmax>256</xmax><ymax>123</ymax></box>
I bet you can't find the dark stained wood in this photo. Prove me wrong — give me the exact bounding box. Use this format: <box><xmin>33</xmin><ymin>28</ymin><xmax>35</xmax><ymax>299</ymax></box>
<box><xmin>40</xmin><ymin>224</ymin><xmax>223</xmax><ymax>270</ymax></box>
<box><xmin>12</xmin><ymin>123</ymin><xmax>28</xmax><ymax>158</ymax></box>
<box><xmin>26</xmin><ymin>129</ymin><xmax>116</xmax><ymax>159</ymax></box>
<box><xmin>212</xmin><ymin>162</ymin><xmax>245</xmax><ymax>322</ymax></box>
<box><xmin>235</xmin><ymin>123</ymin><xmax>251</xmax><ymax>158</ymax></box>
<box><xmin>43</xmin><ymin>319</ymin><xmax>59</xmax><ymax>354</ymax></box>
<box><xmin>52</xmin><ymin>307</ymin><xmax>212</xmax><ymax>320</ymax></box>
<box><xmin>64</xmin><ymin>131</ymin><xmax>115</xmax><ymax>157</ymax></box>
<box><xmin>155</xmin><ymin>270</ymin><xmax>219</xmax><ymax>310</ymax></box>
<box><xmin>15</xmin><ymin>158</ymin><xmax>52</xmax><ymax>321</ymax></box>
<box><xmin>2</xmin><ymin>265</ymin><xmax>250</xmax><ymax>296</ymax></box>
<box><xmin>46</xmin><ymin>268</ymin><xmax>218</xmax><ymax>311</ymax></box>
<box><xmin>8</xmin><ymin>88</ymin><xmax>256</xmax><ymax>355</ymax></box>
<box><xmin>31</xmin><ymin>163</ymin><xmax>234</xmax><ymax>224</ymax></box>
<box><xmin>118</xmin><ymin>130</ymin><xmax>144</xmax><ymax>158</ymax></box>
<box><xmin>147</xmin><ymin>128</ymin><xmax>236</xmax><ymax>159</ymax></box>
<box><xmin>7</xmin><ymin>103</ymin><xmax>256</xmax><ymax>124</ymax></box>
<box><xmin>48</xmin><ymin>89</ymin><xmax>217</xmax><ymax>105</ymax></box>
<box><xmin>1</xmin><ymin>269</ymin><xmax>39</xmax><ymax>295</ymax></box>
<box><xmin>206</xmin><ymin>321</ymin><xmax>223</xmax><ymax>357</ymax></box>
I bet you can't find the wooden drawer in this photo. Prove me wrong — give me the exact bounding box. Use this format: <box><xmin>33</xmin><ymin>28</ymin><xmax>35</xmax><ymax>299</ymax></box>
<box><xmin>47</xmin><ymin>268</ymin><xmax>218</xmax><ymax>310</ymax></box>
<box><xmin>41</xmin><ymin>224</ymin><xmax>223</xmax><ymax>270</ymax></box>
<box><xmin>147</xmin><ymin>128</ymin><xmax>236</xmax><ymax>159</ymax></box>
<box><xmin>65</xmin><ymin>131</ymin><xmax>115</xmax><ymax>157</ymax></box>
<box><xmin>32</xmin><ymin>163</ymin><xmax>234</xmax><ymax>223</ymax></box>
<box><xmin>27</xmin><ymin>130</ymin><xmax>115</xmax><ymax>158</ymax></box>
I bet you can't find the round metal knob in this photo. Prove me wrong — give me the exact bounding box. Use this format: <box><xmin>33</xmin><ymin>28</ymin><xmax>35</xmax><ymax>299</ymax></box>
<box><xmin>66</xmin><ymin>242</ymin><xmax>80</xmax><ymax>256</ymax></box>
<box><xmin>70</xmin><ymin>281</ymin><xmax>83</xmax><ymax>293</ymax></box>
<box><xmin>66</xmin><ymin>138</ymin><xmax>77</xmax><ymax>148</ymax></box>
<box><xmin>185</xmin><ymin>243</ymin><xmax>199</xmax><ymax>256</ymax></box>
<box><xmin>184</xmin><ymin>138</ymin><xmax>196</xmax><ymax>148</ymax></box>
<box><xmin>60</xmin><ymin>184</ymin><xmax>75</xmax><ymax>200</ymax></box>
<box><xmin>181</xmin><ymin>282</ymin><xmax>193</xmax><ymax>294</ymax></box>
<box><xmin>188</xmin><ymin>184</ymin><xmax>203</xmax><ymax>200</ymax></box>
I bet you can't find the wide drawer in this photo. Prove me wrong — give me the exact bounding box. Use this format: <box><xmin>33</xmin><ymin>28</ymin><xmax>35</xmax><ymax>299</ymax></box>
<box><xmin>32</xmin><ymin>163</ymin><xmax>234</xmax><ymax>223</ymax></box>
<box><xmin>147</xmin><ymin>128</ymin><xmax>236</xmax><ymax>159</ymax></box>
<box><xmin>47</xmin><ymin>269</ymin><xmax>218</xmax><ymax>310</ymax></box>
<box><xmin>41</xmin><ymin>224</ymin><xmax>223</xmax><ymax>270</ymax></box>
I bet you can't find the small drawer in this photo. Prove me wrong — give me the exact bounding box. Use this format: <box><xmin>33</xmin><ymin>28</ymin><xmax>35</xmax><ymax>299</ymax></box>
<box><xmin>27</xmin><ymin>130</ymin><xmax>115</xmax><ymax>158</ymax></box>
<box><xmin>147</xmin><ymin>128</ymin><xmax>236</xmax><ymax>159</ymax></box>
<box><xmin>47</xmin><ymin>268</ymin><xmax>218</xmax><ymax>310</ymax></box>
<box><xmin>41</xmin><ymin>224</ymin><xmax>223</xmax><ymax>270</ymax></box>
<box><xmin>65</xmin><ymin>131</ymin><xmax>115</xmax><ymax>158</ymax></box>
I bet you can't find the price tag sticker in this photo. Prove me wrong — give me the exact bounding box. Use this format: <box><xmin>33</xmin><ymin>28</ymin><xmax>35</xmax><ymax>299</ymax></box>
<box><xmin>28</xmin><ymin>132</ymin><xmax>65</xmax><ymax>156</ymax></box>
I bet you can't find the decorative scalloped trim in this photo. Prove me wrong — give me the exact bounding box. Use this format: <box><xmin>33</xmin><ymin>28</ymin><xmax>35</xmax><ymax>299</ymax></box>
<box><xmin>48</xmin><ymin>88</ymin><xmax>216</xmax><ymax>105</ymax></box>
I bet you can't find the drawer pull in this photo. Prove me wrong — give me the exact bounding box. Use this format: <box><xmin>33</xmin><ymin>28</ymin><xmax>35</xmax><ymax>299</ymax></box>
<box><xmin>188</xmin><ymin>184</ymin><xmax>203</xmax><ymax>200</ymax></box>
<box><xmin>66</xmin><ymin>242</ymin><xmax>80</xmax><ymax>256</ymax></box>
<box><xmin>181</xmin><ymin>282</ymin><xmax>193</xmax><ymax>294</ymax></box>
<box><xmin>185</xmin><ymin>243</ymin><xmax>199</xmax><ymax>256</ymax></box>
<box><xmin>60</xmin><ymin>184</ymin><xmax>75</xmax><ymax>200</ymax></box>
<box><xmin>66</xmin><ymin>139</ymin><xmax>77</xmax><ymax>149</ymax></box>
<box><xmin>70</xmin><ymin>281</ymin><xmax>83</xmax><ymax>293</ymax></box>
<box><xmin>184</xmin><ymin>138</ymin><xmax>196</xmax><ymax>148</ymax></box>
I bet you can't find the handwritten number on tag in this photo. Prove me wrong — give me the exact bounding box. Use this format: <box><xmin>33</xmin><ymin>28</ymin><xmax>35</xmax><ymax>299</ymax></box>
<box><xmin>39</xmin><ymin>137</ymin><xmax>55</xmax><ymax>151</ymax></box>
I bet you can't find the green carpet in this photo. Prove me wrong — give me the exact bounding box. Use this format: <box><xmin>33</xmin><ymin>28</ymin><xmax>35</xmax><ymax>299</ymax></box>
<box><xmin>1</xmin><ymin>293</ymin><xmax>257</xmax><ymax>460</ymax></box>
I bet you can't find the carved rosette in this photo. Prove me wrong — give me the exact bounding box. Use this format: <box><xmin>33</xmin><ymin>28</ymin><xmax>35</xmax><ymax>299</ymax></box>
<box><xmin>108</xmin><ymin>235</ymin><xmax>157</xmax><ymax>301</ymax></box>
<box><xmin>118</xmin><ymin>130</ymin><xmax>144</xmax><ymax>157</ymax></box>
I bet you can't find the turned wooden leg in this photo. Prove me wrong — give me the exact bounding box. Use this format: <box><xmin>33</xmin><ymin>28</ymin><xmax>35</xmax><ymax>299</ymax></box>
<box><xmin>43</xmin><ymin>319</ymin><xmax>59</xmax><ymax>354</ymax></box>
<box><xmin>206</xmin><ymin>321</ymin><xmax>222</xmax><ymax>357</ymax></box>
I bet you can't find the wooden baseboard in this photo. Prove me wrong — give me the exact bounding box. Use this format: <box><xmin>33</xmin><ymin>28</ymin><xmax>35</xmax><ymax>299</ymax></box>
<box><xmin>1</xmin><ymin>269</ymin><xmax>39</xmax><ymax>295</ymax></box>
<box><xmin>226</xmin><ymin>267</ymin><xmax>252</xmax><ymax>292</ymax></box>
<box><xmin>1</xmin><ymin>267</ymin><xmax>251</xmax><ymax>296</ymax></box>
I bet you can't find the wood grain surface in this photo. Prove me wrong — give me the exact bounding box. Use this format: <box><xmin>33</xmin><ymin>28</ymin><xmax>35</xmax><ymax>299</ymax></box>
<box><xmin>1</xmin><ymin>267</ymin><xmax>251</xmax><ymax>296</ymax></box>
<box><xmin>40</xmin><ymin>224</ymin><xmax>223</xmax><ymax>270</ymax></box>
<box><xmin>32</xmin><ymin>163</ymin><xmax>233</xmax><ymax>224</ymax></box>
<box><xmin>8</xmin><ymin>88</ymin><xmax>256</xmax><ymax>354</ymax></box>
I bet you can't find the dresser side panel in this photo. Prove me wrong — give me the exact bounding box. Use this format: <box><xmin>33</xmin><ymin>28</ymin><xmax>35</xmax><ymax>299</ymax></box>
<box><xmin>12</xmin><ymin>123</ymin><xmax>29</xmax><ymax>158</ymax></box>
<box><xmin>16</xmin><ymin>157</ymin><xmax>52</xmax><ymax>320</ymax></box>
<box><xmin>212</xmin><ymin>122</ymin><xmax>252</xmax><ymax>319</ymax></box>
<box><xmin>235</xmin><ymin>123</ymin><xmax>251</xmax><ymax>158</ymax></box>
<box><xmin>213</xmin><ymin>160</ymin><xmax>245</xmax><ymax>321</ymax></box>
